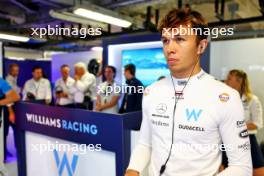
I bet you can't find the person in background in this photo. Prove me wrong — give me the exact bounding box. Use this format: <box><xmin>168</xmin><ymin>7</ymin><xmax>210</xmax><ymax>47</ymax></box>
<box><xmin>5</xmin><ymin>64</ymin><xmax>21</xmax><ymax>94</ymax></box>
<box><xmin>89</xmin><ymin>59</ymin><xmax>103</xmax><ymax>104</ymax></box>
<box><xmin>0</xmin><ymin>77</ymin><xmax>20</xmax><ymax>176</ymax></box>
<box><xmin>69</xmin><ymin>62</ymin><xmax>96</xmax><ymax>110</ymax></box>
<box><xmin>22</xmin><ymin>66</ymin><xmax>52</xmax><ymax>104</ymax></box>
<box><xmin>224</xmin><ymin>69</ymin><xmax>264</xmax><ymax>176</ymax></box>
<box><xmin>119</xmin><ymin>64</ymin><xmax>144</xmax><ymax>113</ymax></box>
<box><xmin>95</xmin><ymin>65</ymin><xmax>120</xmax><ymax>114</ymax></box>
<box><xmin>54</xmin><ymin>65</ymin><xmax>74</xmax><ymax>108</ymax></box>
<box><xmin>4</xmin><ymin>63</ymin><xmax>21</xmax><ymax>160</ymax></box>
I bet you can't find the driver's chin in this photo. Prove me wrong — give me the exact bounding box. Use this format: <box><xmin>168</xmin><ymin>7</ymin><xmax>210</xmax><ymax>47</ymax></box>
<box><xmin>169</xmin><ymin>65</ymin><xmax>183</xmax><ymax>73</ymax></box>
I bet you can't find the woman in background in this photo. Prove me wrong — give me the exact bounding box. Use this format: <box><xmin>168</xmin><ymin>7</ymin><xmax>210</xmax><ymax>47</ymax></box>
<box><xmin>225</xmin><ymin>69</ymin><xmax>264</xmax><ymax>176</ymax></box>
<box><xmin>95</xmin><ymin>65</ymin><xmax>120</xmax><ymax>114</ymax></box>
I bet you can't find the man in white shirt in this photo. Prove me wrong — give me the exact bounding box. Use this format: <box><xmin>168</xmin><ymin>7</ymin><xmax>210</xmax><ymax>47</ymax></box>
<box><xmin>96</xmin><ymin>65</ymin><xmax>120</xmax><ymax>114</ymax></box>
<box><xmin>54</xmin><ymin>64</ymin><xmax>75</xmax><ymax>107</ymax></box>
<box><xmin>23</xmin><ymin>66</ymin><xmax>52</xmax><ymax>104</ymax></box>
<box><xmin>69</xmin><ymin>62</ymin><xmax>96</xmax><ymax>110</ymax></box>
<box><xmin>126</xmin><ymin>8</ymin><xmax>252</xmax><ymax>176</ymax></box>
<box><xmin>6</xmin><ymin>63</ymin><xmax>21</xmax><ymax>94</ymax></box>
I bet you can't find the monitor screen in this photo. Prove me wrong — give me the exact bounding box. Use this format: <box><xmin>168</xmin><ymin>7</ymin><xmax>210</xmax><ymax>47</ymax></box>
<box><xmin>121</xmin><ymin>47</ymin><xmax>170</xmax><ymax>86</ymax></box>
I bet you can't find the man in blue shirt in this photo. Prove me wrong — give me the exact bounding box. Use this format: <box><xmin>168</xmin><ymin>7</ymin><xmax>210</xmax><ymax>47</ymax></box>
<box><xmin>0</xmin><ymin>77</ymin><xmax>20</xmax><ymax>176</ymax></box>
<box><xmin>0</xmin><ymin>78</ymin><xmax>20</xmax><ymax>106</ymax></box>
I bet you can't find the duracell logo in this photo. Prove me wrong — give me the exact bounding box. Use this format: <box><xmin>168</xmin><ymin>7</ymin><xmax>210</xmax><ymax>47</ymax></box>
<box><xmin>179</xmin><ymin>124</ymin><xmax>205</xmax><ymax>132</ymax></box>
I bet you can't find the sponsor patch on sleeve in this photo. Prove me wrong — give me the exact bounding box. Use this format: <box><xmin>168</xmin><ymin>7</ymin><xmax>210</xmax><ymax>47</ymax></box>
<box><xmin>239</xmin><ymin>129</ymin><xmax>249</xmax><ymax>138</ymax></box>
<box><xmin>219</xmin><ymin>93</ymin><xmax>230</xmax><ymax>102</ymax></box>
<box><xmin>238</xmin><ymin>141</ymin><xmax>250</xmax><ymax>151</ymax></box>
<box><xmin>237</xmin><ymin>120</ymin><xmax>246</xmax><ymax>128</ymax></box>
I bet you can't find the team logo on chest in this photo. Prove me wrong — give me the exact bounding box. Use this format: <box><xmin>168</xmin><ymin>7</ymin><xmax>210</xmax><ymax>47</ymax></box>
<box><xmin>185</xmin><ymin>108</ymin><xmax>203</xmax><ymax>122</ymax></box>
<box><xmin>178</xmin><ymin>108</ymin><xmax>205</xmax><ymax>132</ymax></box>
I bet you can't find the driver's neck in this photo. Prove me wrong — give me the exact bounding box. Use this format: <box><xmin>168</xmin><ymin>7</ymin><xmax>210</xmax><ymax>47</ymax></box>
<box><xmin>171</xmin><ymin>65</ymin><xmax>201</xmax><ymax>79</ymax></box>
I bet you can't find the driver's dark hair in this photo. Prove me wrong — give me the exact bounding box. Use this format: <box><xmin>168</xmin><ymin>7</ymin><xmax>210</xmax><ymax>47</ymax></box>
<box><xmin>158</xmin><ymin>8</ymin><xmax>208</xmax><ymax>43</ymax></box>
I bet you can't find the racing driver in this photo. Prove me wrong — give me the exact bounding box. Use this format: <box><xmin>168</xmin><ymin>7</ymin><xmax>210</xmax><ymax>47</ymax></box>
<box><xmin>125</xmin><ymin>8</ymin><xmax>252</xmax><ymax>176</ymax></box>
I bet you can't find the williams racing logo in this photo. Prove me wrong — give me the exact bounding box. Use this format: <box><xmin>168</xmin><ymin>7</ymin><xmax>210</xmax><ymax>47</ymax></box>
<box><xmin>53</xmin><ymin>150</ymin><xmax>79</xmax><ymax>176</ymax></box>
<box><xmin>178</xmin><ymin>108</ymin><xmax>205</xmax><ymax>132</ymax></box>
<box><xmin>26</xmin><ymin>113</ymin><xmax>98</xmax><ymax>136</ymax></box>
<box><xmin>185</xmin><ymin>108</ymin><xmax>203</xmax><ymax>122</ymax></box>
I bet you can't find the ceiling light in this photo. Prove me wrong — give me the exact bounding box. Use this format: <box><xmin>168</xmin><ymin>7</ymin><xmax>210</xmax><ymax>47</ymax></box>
<box><xmin>0</xmin><ymin>33</ymin><xmax>30</xmax><ymax>42</ymax></box>
<box><xmin>74</xmin><ymin>8</ymin><xmax>132</xmax><ymax>28</ymax></box>
<box><xmin>91</xmin><ymin>46</ymin><xmax>103</xmax><ymax>51</ymax></box>
<box><xmin>49</xmin><ymin>10</ymin><xmax>108</xmax><ymax>29</ymax></box>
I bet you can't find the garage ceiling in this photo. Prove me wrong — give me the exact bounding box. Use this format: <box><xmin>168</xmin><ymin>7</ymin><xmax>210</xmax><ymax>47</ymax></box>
<box><xmin>0</xmin><ymin>0</ymin><xmax>263</xmax><ymax>50</ymax></box>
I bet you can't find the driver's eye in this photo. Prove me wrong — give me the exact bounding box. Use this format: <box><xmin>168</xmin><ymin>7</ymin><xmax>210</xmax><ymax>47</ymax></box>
<box><xmin>174</xmin><ymin>37</ymin><xmax>185</xmax><ymax>42</ymax></box>
<box><xmin>162</xmin><ymin>38</ymin><xmax>170</xmax><ymax>45</ymax></box>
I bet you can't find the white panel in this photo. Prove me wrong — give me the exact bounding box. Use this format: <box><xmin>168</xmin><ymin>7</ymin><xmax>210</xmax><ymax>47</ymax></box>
<box><xmin>4</xmin><ymin>47</ymin><xmax>44</xmax><ymax>60</ymax></box>
<box><xmin>210</xmin><ymin>38</ymin><xmax>264</xmax><ymax>142</ymax></box>
<box><xmin>52</xmin><ymin>50</ymin><xmax>102</xmax><ymax>83</ymax></box>
<box><xmin>26</xmin><ymin>131</ymin><xmax>116</xmax><ymax>176</ymax></box>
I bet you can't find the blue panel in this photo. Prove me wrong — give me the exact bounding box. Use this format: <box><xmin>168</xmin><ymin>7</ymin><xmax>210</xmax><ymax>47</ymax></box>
<box><xmin>15</xmin><ymin>102</ymin><xmax>142</xmax><ymax>176</ymax></box>
<box><xmin>122</xmin><ymin>48</ymin><xmax>170</xmax><ymax>86</ymax></box>
<box><xmin>103</xmin><ymin>33</ymin><xmax>210</xmax><ymax>79</ymax></box>
<box><xmin>3</xmin><ymin>59</ymin><xmax>51</xmax><ymax>88</ymax></box>
<box><xmin>103</xmin><ymin>33</ymin><xmax>161</xmax><ymax>70</ymax></box>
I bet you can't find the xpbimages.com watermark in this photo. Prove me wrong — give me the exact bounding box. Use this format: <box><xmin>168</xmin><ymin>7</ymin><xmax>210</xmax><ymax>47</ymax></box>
<box><xmin>172</xmin><ymin>143</ymin><xmax>235</xmax><ymax>153</ymax></box>
<box><xmin>162</xmin><ymin>25</ymin><xmax>234</xmax><ymax>38</ymax></box>
<box><xmin>31</xmin><ymin>25</ymin><xmax>102</xmax><ymax>38</ymax></box>
<box><xmin>97</xmin><ymin>84</ymin><xmax>146</xmax><ymax>96</ymax></box>
<box><xmin>31</xmin><ymin>141</ymin><xmax>102</xmax><ymax>155</ymax></box>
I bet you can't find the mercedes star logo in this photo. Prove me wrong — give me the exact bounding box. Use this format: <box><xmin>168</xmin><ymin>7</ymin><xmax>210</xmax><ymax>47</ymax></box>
<box><xmin>156</xmin><ymin>103</ymin><xmax>167</xmax><ymax>114</ymax></box>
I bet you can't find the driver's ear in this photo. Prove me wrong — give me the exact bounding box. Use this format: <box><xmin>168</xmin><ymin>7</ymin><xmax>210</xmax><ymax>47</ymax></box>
<box><xmin>197</xmin><ymin>39</ymin><xmax>208</xmax><ymax>55</ymax></box>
